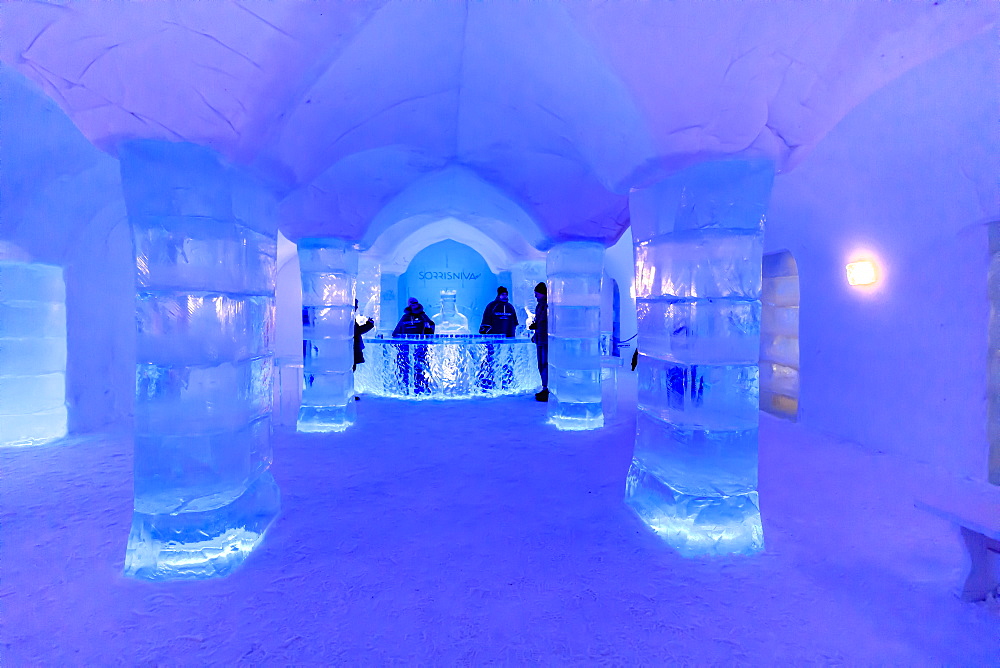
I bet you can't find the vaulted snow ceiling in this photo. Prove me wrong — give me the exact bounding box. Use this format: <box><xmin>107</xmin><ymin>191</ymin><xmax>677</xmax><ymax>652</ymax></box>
<box><xmin>3</xmin><ymin>1</ymin><xmax>994</xmax><ymax>245</ymax></box>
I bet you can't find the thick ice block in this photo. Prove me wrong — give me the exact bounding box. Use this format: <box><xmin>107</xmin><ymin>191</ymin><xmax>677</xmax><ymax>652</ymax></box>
<box><xmin>637</xmin><ymin>357</ymin><xmax>758</xmax><ymax>430</ymax></box>
<box><xmin>625</xmin><ymin>460</ymin><xmax>763</xmax><ymax>557</ymax></box>
<box><xmin>628</xmin><ymin>159</ymin><xmax>774</xmax><ymax>240</ymax></box>
<box><xmin>636</xmin><ymin>298</ymin><xmax>760</xmax><ymax>364</ymax></box>
<box><xmin>634</xmin><ymin>230</ymin><xmax>763</xmax><ymax>300</ymax></box>
<box><xmin>122</xmin><ymin>140</ymin><xmax>279</xmax><ymax>580</ymax></box>
<box><xmin>125</xmin><ymin>471</ymin><xmax>281</xmax><ymax>580</ymax></box>
<box><xmin>546</xmin><ymin>241</ymin><xmax>606</xmax><ymax>276</ymax></box>
<box><xmin>136</xmin><ymin>292</ymin><xmax>273</xmax><ymax>365</ymax></box>
<box><xmin>633</xmin><ymin>412</ymin><xmax>758</xmax><ymax>497</ymax></box>
<box><xmin>133</xmin><ymin>219</ymin><xmax>275</xmax><ymax>294</ymax></box>
<box><xmin>626</xmin><ymin>159</ymin><xmax>772</xmax><ymax>557</ymax></box>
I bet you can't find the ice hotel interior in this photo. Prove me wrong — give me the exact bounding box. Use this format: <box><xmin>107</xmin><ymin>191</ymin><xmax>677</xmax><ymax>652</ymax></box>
<box><xmin>1</xmin><ymin>1</ymin><xmax>998</xmax><ymax>663</ymax></box>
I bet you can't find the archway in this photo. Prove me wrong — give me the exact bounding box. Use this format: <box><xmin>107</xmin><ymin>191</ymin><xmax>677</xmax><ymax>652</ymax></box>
<box><xmin>760</xmin><ymin>250</ymin><xmax>800</xmax><ymax>421</ymax></box>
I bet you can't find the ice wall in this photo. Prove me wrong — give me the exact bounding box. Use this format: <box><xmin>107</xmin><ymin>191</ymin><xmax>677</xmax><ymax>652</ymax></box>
<box><xmin>627</xmin><ymin>160</ymin><xmax>773</xmax><ymax>556</ymax></box>
<box><xmin>765</xmin><ymin>31</ymin><xmax>998</xmax><ymax>480</ymax></box>
<box><xmin>120</xmin><ymin>140</ymin><xmax>280</xmax><ymax>580</ymax></box>
<box><xmin>0</xmin><ymin>65</ymin><xmax>133</xmax><ymax>434</ymax></box>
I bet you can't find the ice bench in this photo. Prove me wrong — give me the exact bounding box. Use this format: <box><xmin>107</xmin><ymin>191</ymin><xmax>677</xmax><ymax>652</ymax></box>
<box><xmin>915</xmin><ymin>477</ymin><xmax>1000</xmax><ymax>602</ymax></box>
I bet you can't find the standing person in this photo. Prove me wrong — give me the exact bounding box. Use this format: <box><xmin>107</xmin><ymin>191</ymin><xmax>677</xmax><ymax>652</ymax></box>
<box><xmin>392</xmin><ymin>298</ymin><xmax>435</xmax><ymax>395</ymax></box>
<box><xmin>393</xmin><ymin>297</ymin><xmax>435</xmax><ymax>336</ymax></box>
<box><xmin>352</xmin><ymin>300</ymin><xmax>375</xmax><ymax>400</ymax></box>
<box><xmin>478</xmin><ymin>286</ymin><xmax>519</xmax><ymax>337</ymax></box>
<box><xmin>478</xmin><ymin>286</ymin><xmax>520</xmax><ymax>390</ymax></box>
<box><xmin>528</xmin><ymin>281</ymin><xmax>548</xmax><ymax>401</ymax></box>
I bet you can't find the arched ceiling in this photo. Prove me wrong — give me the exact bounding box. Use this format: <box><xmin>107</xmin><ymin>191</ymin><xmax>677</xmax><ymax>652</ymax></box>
<box><xmin>2</xmin><ymin>1</ymin><xmax>995</xmax><ymax>245</ymax></box>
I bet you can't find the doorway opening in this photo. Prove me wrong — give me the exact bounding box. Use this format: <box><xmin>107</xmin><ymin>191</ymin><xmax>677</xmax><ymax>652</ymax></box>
<box><xmin>760</xmin><ymin>250</ymin><xmax>799</xmax><ymax>421</ymax></box>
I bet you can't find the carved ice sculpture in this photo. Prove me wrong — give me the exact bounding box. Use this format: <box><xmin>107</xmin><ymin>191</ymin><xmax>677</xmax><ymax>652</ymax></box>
<box><xmin>431</xmin><ymin>289</ymin><xmax>470</xmax><ymax>334</ymax></box>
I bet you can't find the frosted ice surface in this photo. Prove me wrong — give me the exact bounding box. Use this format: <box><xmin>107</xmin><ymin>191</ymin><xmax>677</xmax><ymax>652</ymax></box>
<box><xmin>634</xmin><ymin>230</ymin><xmax>763</xmax><ymax>300</ymax></box>
<box><xmin>355</xmin><ymin>338</ymin><xmax>539</xmax><ymax>399</ymax></box>
<box><xmin>627</xmin><ymin>159</ymin><xmax>770</xmax><ymax>556</ymax></box>
<box><xmin>633</xmin><ymin>412</ymin><xmax>758</xmax><ymax>496</ymax></box>
<box><xmin>431</xmin><ymin>290</ymin><xmax>470</xmax><ymax>334</ymax></box>
<box><xmin>549</xmin><ymin>305</ymin><xmax>601</xmax><ymax>338</ymax></box>
<box><xmin>122</xmin><ymin>141</ymin><xmax>279</xmax><ymax>580</ymax></box>
<box><xmin>546</xmin><ymin>241</ymin><xmax>605</xmax><ymax>275</ymax></box>
<box><xmin>297</xmin><ymin>240</ymin><xmax>358</xmax><ymax>433</ymax></box>
<box><xmin>637</xmin><ymin>358</ymin><xmax>758</xmax><ymax>430</ymax></box>
<box><xmin>0</xmin><ymin>261</ymin><xmax>67</xmax><ymax>446</ymax></box>
<box><xmin>548</xmin><ymin>274</ymin><xmax>602</xmax><ymax>306</ymax></box>
<box><xmin>626</xmin><ymin>459</ymin><xmax>763</xmax><ymax>558</ymax></box>
<box><xmin>636</xmin><ymin>298</ymin><xmax>760</xmax><ymax>365</ymax></box>
<box><xmin>629</xmin><ymin>160</ymin><xmax>773</xmax><ymax>240</ymax></box>
<box><xmin>133</xmin><ymin>221</ymin><xmax>275</xmax><ymax>294</ymax></box>
<box><xmin>136</xmin><ymin>293</ymin><xmax>273</xmax><ymax>365</ymax></box>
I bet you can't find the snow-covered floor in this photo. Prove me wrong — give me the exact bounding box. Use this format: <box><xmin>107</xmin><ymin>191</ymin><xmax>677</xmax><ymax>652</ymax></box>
<box><xmin>2</xmin><ymin>374</ymin><xmax>998</xmax><ymax>665</ymax></box>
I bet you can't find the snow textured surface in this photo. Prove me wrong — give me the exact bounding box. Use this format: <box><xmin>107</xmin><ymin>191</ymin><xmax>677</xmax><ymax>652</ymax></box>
<box><xmin>2</xmin><ymin>376</ymin><xmax>997</xmax><ymax>664</ymax></box>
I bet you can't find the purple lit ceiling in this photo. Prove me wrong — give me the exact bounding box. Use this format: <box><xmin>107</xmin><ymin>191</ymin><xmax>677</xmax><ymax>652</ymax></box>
<box><xmin>2</xmin><ymin>1</ymin><xmax>994</xmax><ymax>244</ymax></box>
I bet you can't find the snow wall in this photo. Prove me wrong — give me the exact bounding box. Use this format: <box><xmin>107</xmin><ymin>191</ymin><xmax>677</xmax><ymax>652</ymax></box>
<box><xmin>765</xmin><ymin>32</ymin><xmax>998</xmax><ymax>481</ymax></box>
<box><xmin>0</xmin><ymin>65</ymin><xmax>134</xmax><ymax>435</ymax></box>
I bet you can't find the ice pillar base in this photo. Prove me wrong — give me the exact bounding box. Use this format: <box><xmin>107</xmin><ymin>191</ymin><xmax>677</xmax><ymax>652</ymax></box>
<box><xmin>625</xmin><ymin>460</ymin><xmax>763</xmax><ymax>557</ymax></box>
<box><xmin>297</xmin><ymin>403</ymin><xmax>357</xmax><ymax>433</ymax></box>
<box><xmin>124</xmin><ymin>471</ymin><xmax>280</xmax><ymax>580</ymax></box>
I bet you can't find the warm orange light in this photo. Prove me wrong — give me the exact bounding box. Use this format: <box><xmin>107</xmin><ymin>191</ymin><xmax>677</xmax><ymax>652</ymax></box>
<box><xmin>846</xmin><ymin>260</ymin><xmax>877</xmax><ymax>286</ymax></box>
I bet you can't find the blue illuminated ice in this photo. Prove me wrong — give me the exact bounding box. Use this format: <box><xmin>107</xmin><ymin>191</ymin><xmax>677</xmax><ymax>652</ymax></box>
<box><xmin>0</xmin><ymin>261</ymin><xmax>68</xmax><ymax>446</ymax></box>
<box><xmin>626</xmin><ymin>159</ymin><xmax>773</xmax><ymax>557</ymax></box>
<box><xmin>120</xmin><ymin>140</ymin><xmax>279</xmax><ymax>580</ymax></box>
<box><xmin>298</xmin><ymin>239</ymin><xmax>358</xmax><ymax>433</ymax></box>
<box><xmin>546</xmin><ymin>241</ymin><xmax>605</xmax><ymax>430</ymax></box>
<box><xmin>431</xmin><ymin>290</ymin><xmax>470</xmax><ymax>334</ymax></box>
<box><xmin>355</xmin><ymin>336</ymin><xmax>539</xmax><ymax>398</ymax></box>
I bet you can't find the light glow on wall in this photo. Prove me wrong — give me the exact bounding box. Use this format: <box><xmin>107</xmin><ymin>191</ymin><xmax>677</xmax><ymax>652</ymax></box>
<box><xmin>846</xmin><ymin>259</ymin><xmax>878</xmax><ymax>286</ymax></box>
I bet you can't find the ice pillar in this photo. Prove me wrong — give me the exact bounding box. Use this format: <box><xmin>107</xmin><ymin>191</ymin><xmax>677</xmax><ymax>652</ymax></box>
<box><xmin>547</xmin><ymin>241</ymin><xmax>604</xmax><ymax>430</ymax></box>
<box><xmin>625</xmin><ymin>160</ymin><xmax>773</xmax><ymax>556</ymax></box>
<box><xmin>0</xmin><ymin>261</ymin><xmax>68</xmax><ymax>446</ymax></box>
<box><xmin>297</xmin><ymin>239</ymin><xmax>358</xmax><ymax>433</ymax></box>
<box><xmin>120</xmin><ymin>140</ymin><xmax>280</xmax><ymax>580</ymax></box>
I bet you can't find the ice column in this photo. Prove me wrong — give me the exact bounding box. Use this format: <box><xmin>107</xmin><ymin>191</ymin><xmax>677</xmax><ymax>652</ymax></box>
<box><xmin>298</xmin><ymin>239</ymin><xmax>358</xmax><ymax>432</ymax></box>
<box><xmin>547</xmin><ymin>241</ymin><xmax>604</xmax><ymax>430</ymax></box>
<box><xmin>0</xmin><ymin>261</ymin><xmax>68</xmax><ymax>446</ymax></box>
<box><xmin>120</xmin><ymin>140</ymin><xmax>280</xmax><ymax>580</ymax></box>
<box><xmin>625</xmin><ymin>160</ymin><xmax>773</xmax><ymax>557</ymax></box>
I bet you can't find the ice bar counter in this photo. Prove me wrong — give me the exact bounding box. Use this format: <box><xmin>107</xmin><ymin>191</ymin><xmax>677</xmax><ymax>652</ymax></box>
<box><xmin>355</xmin><ymin>334</ymin><xmax>540</xmax><ymax>399</ymax></box>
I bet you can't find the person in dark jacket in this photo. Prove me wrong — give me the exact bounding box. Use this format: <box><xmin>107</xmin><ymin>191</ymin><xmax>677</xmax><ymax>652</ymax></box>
<box><xmin>352</xmin><ymin>299</ymin><xmax>375</xmax><ymax>372</ymax></box>
<box><xmin>478</xmin><ymin>286</ymin><xmax>520</xmax><ymax>390</ymax></box>
<box><xmin>392</xmin><ymin>298</ymin><xmax>435</xmax><ymax>394</ymax></box>
<box><xmin>393</xmin><ymin>297</ymin><xmax>435</xmax><ymax>336</ymax></box>
<box><xmin>528</xmin><ymin>281</ymin><xmax>549</xmax><ymax>401</ymax></box>
<box><xmin>478</xmin><ymin>286</ymin><xmax>519</xmax><ymax>337</ymax></box>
